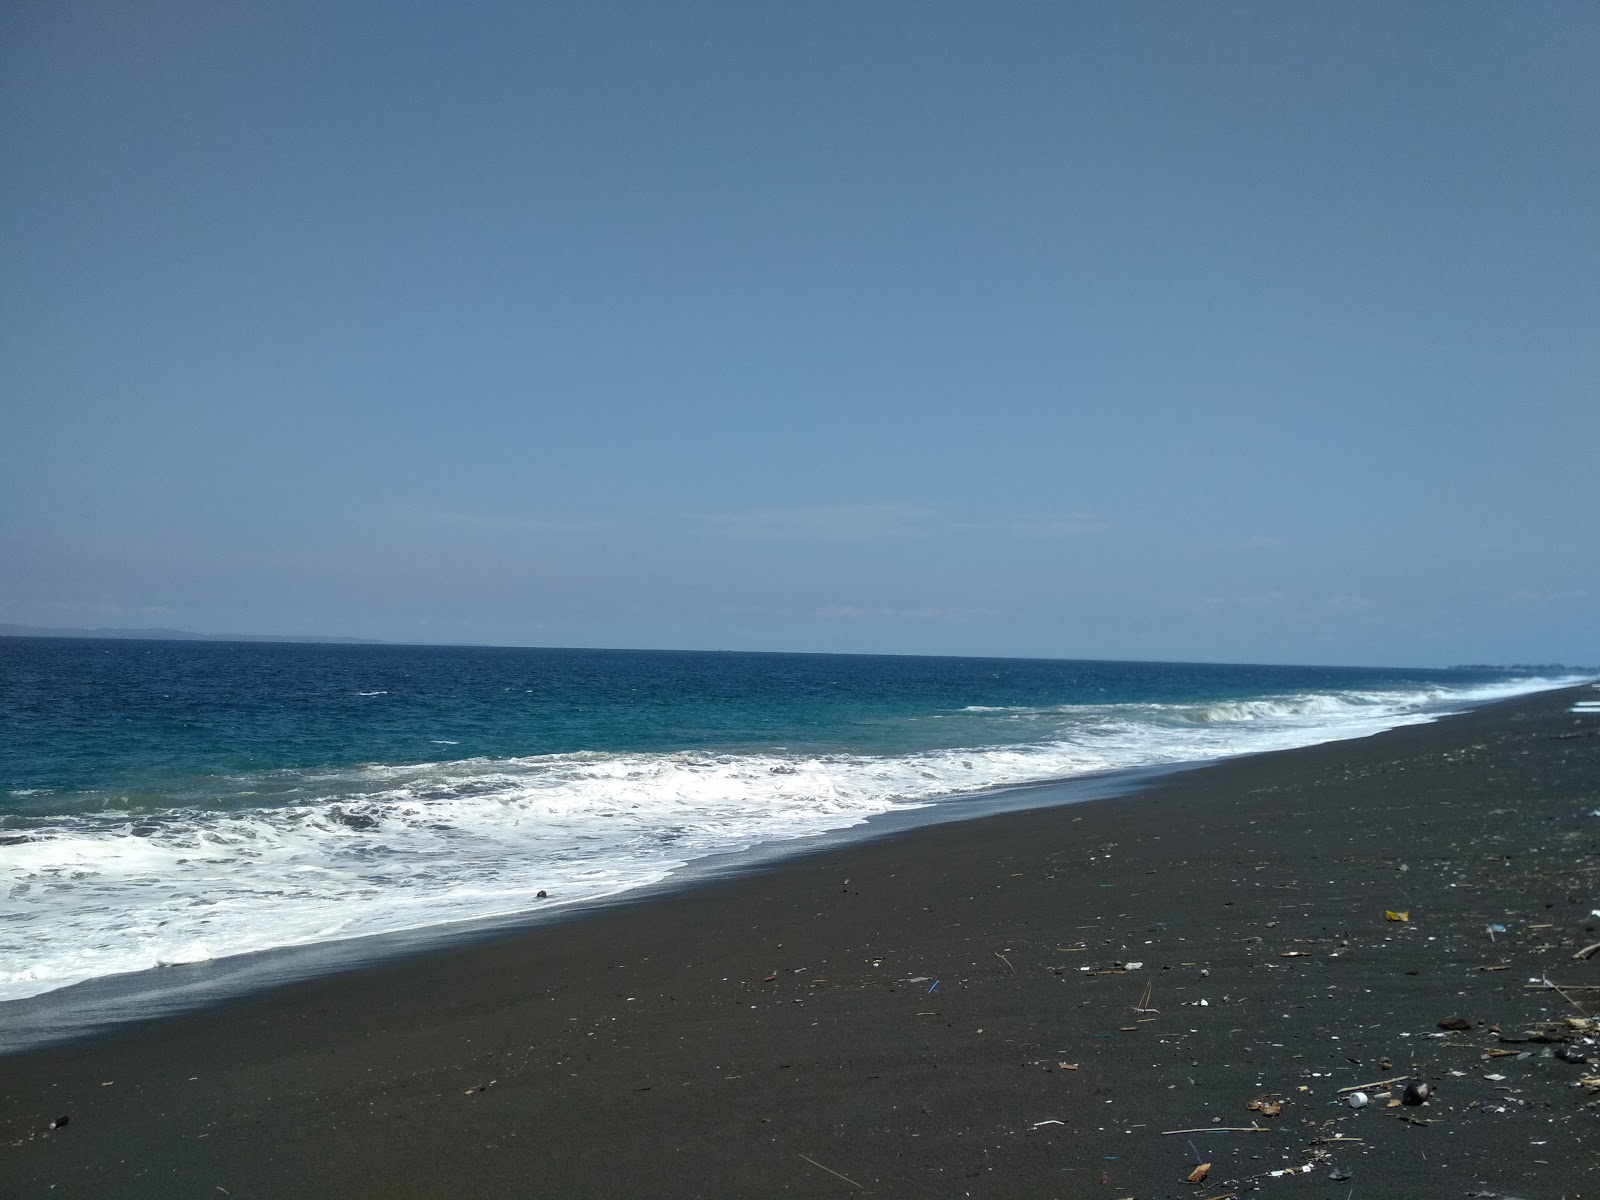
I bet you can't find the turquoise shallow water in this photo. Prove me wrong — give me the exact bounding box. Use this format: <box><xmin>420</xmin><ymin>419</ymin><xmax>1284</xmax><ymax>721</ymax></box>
<box><xmin>0</xmin><ymin>637</ymin><xmax>1578</xmax><ymax>1004</ymax></box>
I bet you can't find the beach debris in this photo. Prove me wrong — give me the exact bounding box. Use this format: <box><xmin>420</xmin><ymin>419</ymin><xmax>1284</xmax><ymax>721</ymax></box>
<box><xmin>1483</xmin><ymin>1073</ymin><xmax>1507</xmax><ymax>1082</ymax></box>
<box><xmin>1572</xmin><ymin>940</ymin><xmax>1600</xmax><ymax>962</ymax></box>
<box><xmin>463</xmin><ymin>1080</ymin><xmax>497</xmax><ymax>1094</ymax></box>
<box><xmin>1133</xmin><ymin>978</ymin><xmax>1156</xmax><ymax>1013</ymax></box>
<box><xmin>1245</xmin><ymin>1095</ymin><xmax>1283</xmax><ymax>1117</ymax></box>
<box><xmin>1057</xmin><ymin>1062</ymin><xmax>1079</xmax><ymax>1070</ymax></box>
<box><xmin>1030</xmin><ymin>1119</ymin><xmax>1065</xmax><ymax>1129</ymax></box>
<box><xmin>1337</xmin><ymin>1074</ymin><xmax>1414</xmax><ymax>1094</ymax></box>
<box><xmin>47</xmin><ymin>1115</ymin><xmax>69</xmax><ymax>1130</ymax></box>
<box><xmin>1227</xmin><ymin>1155</ymin><xmax>1328</xmax><ymax>1187</ymax></box>
<box><xmin>1384</xmin><ymin>910</ymin><xmax>1410</xmax><ymax>923</ymax></box>
<box><xmin>1186</xmin><ymin>1162</ymin><xmax>1211</xmax><ymax>1183</ymax></box>
<box><xmin>1558</xmin><ymin>1045</ymin><xmax>1588</xmax><ymax>1064</ymax></box>
<box><xmin>1345</xmin><ymin>1091</ymin><xmax>1370</xmax><ymax>1109</ymax></box>
<box><xmin>1327</xmin><ymin>1166</ymin><xmax>1353</xmax><ymax>1181</ymax></box>
<box><xmin>536</xmin><ymin>889</ymin><xmax>547</xmax><ymax>898</ymax></box>
<box><xmin>798</xmin><ymin>1154</ymin><xmax>864</xmax><ymax>1189</ymax></box>
<box><xmin>1160</xmin><ymin>1123</ymin><xmax>1270</xmax><ymax>1135</ymax></box>
<box><xmin>927</xmin><ymin>979</ymin><xmax>939</xmax><ymax>993</ymax></box>
<box><xmin>995</xmin><ymin>952</ymin><xmax>1015</xmax><ymax>974</ymax></box>
<box><xmin>1401</xmin><ymin>1081</ymin><xmax>1432</xmax><ymax>1105</ymax></box>
<box><xmin>1438</xmin><ymin>1014</ymin><xmax>1474</xmax><ymax>1030</ymax></box>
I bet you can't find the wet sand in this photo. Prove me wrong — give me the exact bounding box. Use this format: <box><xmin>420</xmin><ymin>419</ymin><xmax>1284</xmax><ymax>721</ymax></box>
<box><xmin>5</xmin><ymin>685</ymin><xmax>1599</xmax><ymax>1198</ymax></box>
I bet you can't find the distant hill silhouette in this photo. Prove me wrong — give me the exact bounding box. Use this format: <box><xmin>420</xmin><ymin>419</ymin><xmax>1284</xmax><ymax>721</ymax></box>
<box><xmin>0</xmin><ymin>623</ymin><xmax>383</xmax><ymax>644</ymax></box>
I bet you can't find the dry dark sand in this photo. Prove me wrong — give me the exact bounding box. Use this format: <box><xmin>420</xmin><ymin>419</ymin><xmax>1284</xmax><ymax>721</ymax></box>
<box><xmin>5</xmin><ymin>686</ymin><xmax>1600</xmax><ymax>1198</ymax></box>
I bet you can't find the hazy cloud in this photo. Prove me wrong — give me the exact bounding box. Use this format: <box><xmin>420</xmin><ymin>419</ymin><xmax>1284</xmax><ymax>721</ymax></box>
<box><xmin>950</xmin><ymin>513</ymin><xmax>1110</xmax><ymax>539</ymax></box>
<box><xmin>394</xmin><ymin>509</ymin><xmax>619</xmax><ymax>535</ymax></box>
<box><xmin>696</xmin><ymin>504</ymin><xmax>933</xmax><ymax>541</ymax></box>
<box><xmin>816</xmin><ymin>603</ymin><xmax>997</xmax><ymax>622</ymax></box>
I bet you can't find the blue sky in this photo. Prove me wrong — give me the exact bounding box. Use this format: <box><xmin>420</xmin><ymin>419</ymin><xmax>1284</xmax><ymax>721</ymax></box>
<box><xmin>2</xmin><ymin>2</ymin><xmax>1596</xmax><ymax>665</ymax></box>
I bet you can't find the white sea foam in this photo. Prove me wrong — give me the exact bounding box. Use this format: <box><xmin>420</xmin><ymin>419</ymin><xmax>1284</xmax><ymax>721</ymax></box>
<box><xmin>0</xmin><ymin>675</ymin><xmax>1578</xmax><ymax>1003</ymax></box>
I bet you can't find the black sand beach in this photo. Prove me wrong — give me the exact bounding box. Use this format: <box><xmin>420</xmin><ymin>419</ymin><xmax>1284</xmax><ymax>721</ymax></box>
<box><xmin>5</xmin><ymin>686</ymin><xmax>1599</xmax><ymax>1198</ymax></box>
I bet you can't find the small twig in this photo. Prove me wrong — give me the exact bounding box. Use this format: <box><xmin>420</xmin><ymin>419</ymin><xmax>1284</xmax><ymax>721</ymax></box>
<box><xmin>1134</xmin><ymin>978</ymin><xmax>1156</xmax><ymax>1012</ymax></box>
<box><xmin>1573</xmin><ymin>941</ymin><xmax>1600</xmax><ymax>962</ymax></box>
<box><xmin>996</xmin><ymin>952</ymin><xmax>1015</xmax><ymax>974</ymax></box>
<box><xmin>1550</xmin><ymin>981</ymin><xmax>1591</xmax><ymax>1016</ymax></box>
<box><xmin>798</xmin><ymin>1154</ymin><xmax>864</xmax><ymax>1189</ymax></box>
<box><xmin>1336</xmin><ymin>1075</ymin><xmax>1414</xmax><ymax>1094</ymax></box>
<box><xmin>1524</xmin><ymin>982</ymin><xmax>1600</xmax><ymax>990</ymax></box>
<box><xmin>1160</xmin><ymin>1123</ymin><xmax>1270</xmax><ymax>1135</ymax></box>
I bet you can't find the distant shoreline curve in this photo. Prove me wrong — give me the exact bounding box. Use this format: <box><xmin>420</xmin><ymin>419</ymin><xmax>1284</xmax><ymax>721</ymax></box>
<box><xmin>0</xmin><ymin>624</ymin><xmax>384</xmax><ymax>645</ymax></box>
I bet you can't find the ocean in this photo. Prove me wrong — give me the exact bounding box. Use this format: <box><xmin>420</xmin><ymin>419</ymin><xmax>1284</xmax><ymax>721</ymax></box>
<box><xmin>0</xmin><ymin>637</ymin><xmax>1580</xmax><ymax>1019</ymax></box>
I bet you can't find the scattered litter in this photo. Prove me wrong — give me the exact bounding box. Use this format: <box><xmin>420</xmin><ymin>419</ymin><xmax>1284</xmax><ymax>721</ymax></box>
<box><xmin>1484</xmin><ymin>1073</ymin><xmax>1507</xmax><ymax>1082</ymax></box>
<box><xmin>1385</xmin><ymin>910</ymin><xmax>1410</xmax><ymax>923</ymax></box>
<box><xmin>1245</xmin><ymin>1095</ymin><xmax>1283</xmax><ymax>1117</ymax></box>
<box><xmin>1438</xmin><ymin>1014</ymin><xmax>1473</xmax><ymax>1030</ymax></box>
<box><xmin>1346</xmin><ymin>1091</ymin><xmax>1370</xmax><ymax>1109</ymax></box>
<box><xmin>1030</xmin><ymin>1119</ymin><xmax>1065</xmax><ymax>1129</ymax></box>
<box><xmin>1328</xmin><ymin>1166</ymin><xmax>1353</xmax><ymax>1181</ymax></box>
<box><xmin>47</xmin><ymin>1115</ymin><xmax>69</xmax><ymax>1131</ymax></box>
<box><xmin>1401</xmin><ymin>1081</ymin><xmax>1432</xmax><ymax>1105</ymax></box>
<box><xmin>927</xmin><ymin>980</ymin><xmax>940</xmax><ymax>993</ymax></box>
<box><xmin>1186</xmin><ymin>1163</ymin><xmax>1211</xmax><ymax>1183</ymax></box>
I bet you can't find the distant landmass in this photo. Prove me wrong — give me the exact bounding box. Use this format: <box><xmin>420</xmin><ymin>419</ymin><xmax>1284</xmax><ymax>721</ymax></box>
<box><xmin>1450</xmin><ymin>663</ymin><xmax>1594</xmax><ymax>672</ymax></box>
<box><xmin>0</xmin><ymin>623</ymin><xmax>384</xmax><ymax>645</ymax></box>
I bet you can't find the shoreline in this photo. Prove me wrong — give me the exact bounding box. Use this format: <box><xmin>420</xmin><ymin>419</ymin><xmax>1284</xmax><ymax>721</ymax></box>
<box><xmin>4</xmin><ymin>685</ymin><xmax>1599</xmax><ymax>1197</ymax></box>
<box><xmin>0</xmin><ymin>761</ymin><xmax>1181</xmax><ymax>1057</ymax></box>
<box><xmin>4</xmin><ymin>679</ymin><xmax>1576</xmax><ymax>1044</ymax></box>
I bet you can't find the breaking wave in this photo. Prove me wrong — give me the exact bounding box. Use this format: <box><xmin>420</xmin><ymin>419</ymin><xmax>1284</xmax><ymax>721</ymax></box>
<box><xmin>0</xmin><ymin>674</ymin><xmax>1577</xmax><ymax>1002</ymax></box>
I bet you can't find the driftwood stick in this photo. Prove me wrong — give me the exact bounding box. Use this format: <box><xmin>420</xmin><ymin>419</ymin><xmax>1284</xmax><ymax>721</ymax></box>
<box><xmin>1549</xmin><ymin>981</ymin><xmax>1592</xmax><ymax>1016</ymax></box>
<box><xmin>798</xmin><ymin>1155</ymin><xmax>864</xmax><ymax>1189</ymax></box>
<box><xmin>1163</xmin><ymin>1126</ymin><xmax>1267</xmax><ymax>1136</ymax></box>
<box><xmin>1525</xmin><ymin>982</ymin><xmax>1600</xmax><ymax>991</ymax></box>
<box><xmin>1572</xmin><ymin>941</ymin><xmax>1600</xmax><ymax>962</ymax></box>
<box><xmin>1335</xmin><ymin>1075</ymin><xmax>1415</xmax><ymax>1094</ymax></box>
